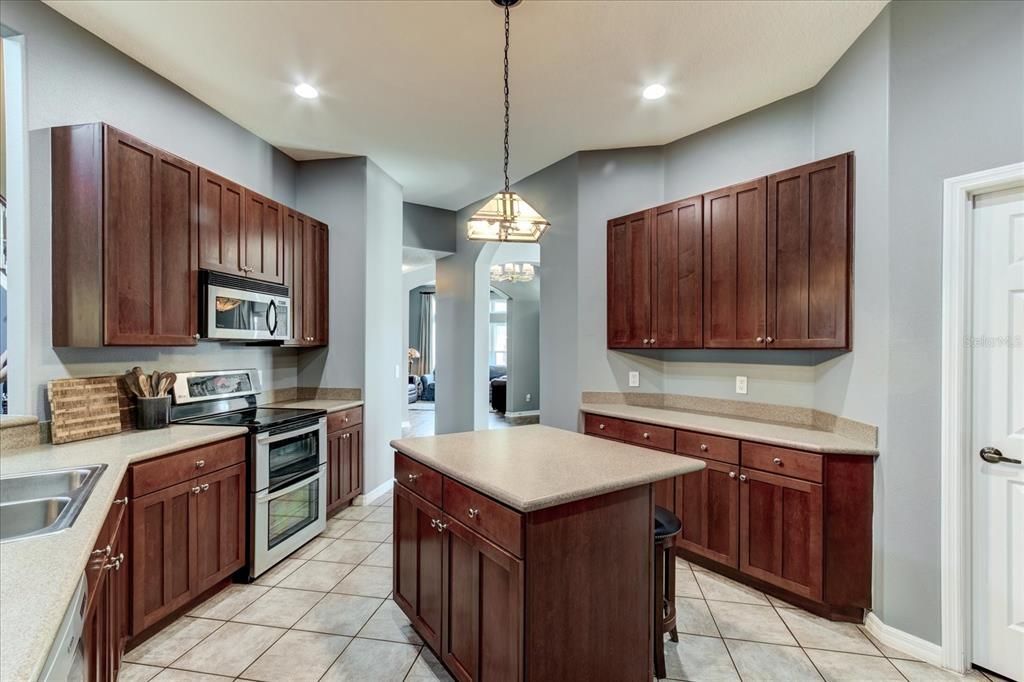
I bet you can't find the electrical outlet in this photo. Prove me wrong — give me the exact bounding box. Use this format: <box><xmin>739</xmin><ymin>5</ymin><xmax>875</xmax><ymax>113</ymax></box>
<box><xmin>735</xmin><ymin>376</ymin><xmax>748</xmax><ymax>395</ymax></box>
<box><xmin>628</xmin><ymin>371</ymin><xmax>640</xmax><ymax>387</ymax></box>
<box><xmin>395</xmin><ymin>365</ymin><xmax>401</xmax><ymax>379</ymax></box>
<box><xmin>525</xmin><ymin>393</ymin><xmax>532</xmax><ymax>403</ymax></box>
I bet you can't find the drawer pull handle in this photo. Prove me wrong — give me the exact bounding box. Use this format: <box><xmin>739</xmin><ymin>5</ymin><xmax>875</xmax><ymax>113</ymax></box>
<box><xmin>772</xmin><ymin>457</ymin><xmax>782</xmax><ymax>465</ymax></box>
<box><xmin>739</xmin><ymin>474</ymin><xmax>748</xmax><ymax>482</ymax></box>
<box><xmin>408</xmin><ymin>473</ymin><xmax>420</xmax><ymax>483</ymax></box>
<box><xmin>468</xmin><ymin>508</ymin><xmax>479</xmax><ymax>519</ymax></box>
<box><xmin>728</xmin><ymin>472</ymin><xmax>736</xmax><ymax>479</ymax></box>
<box><xmin>195</xmin><ymin>459</ymin><xmax>206</xmax><ymax>469</ymax></box>
<box><xmin>700</xmin><ymin>444</ymin><xmax>708</xmax><ymax>452</ymax></box>
<box><xmin>598</xmin><ymin>423</ymin><xmax>605</xmax><ymax>430</ymax></box>
<box><xmin>112</xmin><ymin>496</ymin><xmax>128</xmax><ymax>505</ymax></box>
<box><xmin>92</xmin><ymin>544</ymin><xmax>111</xmax><ymax>558</ymax></box>
<box><xmin>200</xmin><ymin>483</ymin><xmax>210</xmax><ymax>492</ymax></box>
<box><xmin>192</xmin><ymin>486</ymin><xmax>201</xmax><ymax>495</ymax></box>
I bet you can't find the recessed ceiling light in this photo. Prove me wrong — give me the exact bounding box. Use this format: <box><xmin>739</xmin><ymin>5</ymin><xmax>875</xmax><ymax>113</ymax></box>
<box><xmin>294</xmin><ymin>83</ymin><xmax>319</xmax><ymax>99</ymax></box>
<box><xmin>642</xmin><ymin>83</ymin><xmax>666</xmax><ymax>100</ymax></box>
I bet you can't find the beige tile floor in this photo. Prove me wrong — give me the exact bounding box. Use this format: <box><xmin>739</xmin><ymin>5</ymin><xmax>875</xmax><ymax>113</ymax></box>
<box><xmin>119</xmin><ymin>490</ymin><xmax>998</xmax><ymax>682</ymax></box>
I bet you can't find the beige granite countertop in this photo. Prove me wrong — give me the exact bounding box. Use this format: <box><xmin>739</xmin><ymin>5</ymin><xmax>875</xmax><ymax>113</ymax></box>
<box><xmin>390</xmin><ymin>424</ymin><xmax>704</xmax><ymax>512</ymax></box>
<box><xmin>580</xmin><ymin>403</ymin><xmax>878</xmax><ymax>455</ymax></box>
<box><xmin>0</xmin><ymin>425</ymin><xmax>249</xmax><ymax>682</ymax></box>
<box><xmin>264</xmin><ymin>399</ymin><xmax>364</xmax><ymax>413</ymax></box>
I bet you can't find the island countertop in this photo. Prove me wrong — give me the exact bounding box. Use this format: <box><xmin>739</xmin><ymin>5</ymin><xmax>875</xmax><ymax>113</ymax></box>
<box><xmin>390</xmin><ymin>424</ymin><xmax>704</xmax><ymax>513</ymax></box>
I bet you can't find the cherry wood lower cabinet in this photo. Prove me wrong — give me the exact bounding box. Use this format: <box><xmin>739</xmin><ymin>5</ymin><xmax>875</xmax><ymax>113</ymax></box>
<box><xmin>393</xmin><ymin>451</ymin><xmax>652</xmax><ymax>681</ymax></box>
<box><xmin>327</xmin><ymin>414</ymin><xmax>363</xmax><ymax>514</ymax></box>
<box><xmin>583</xmin><ymin>411</ymin><xmax>875</xmax><ymax>622</ymax></box>
<box><xmin>129</xmin><ymin>438</ymin><xmax>247</xmax><ymax>635</ymax></box>
<box><xmin>83</xmin><ymin>479</ymin><xmax>130</xmax><ymax>682</ymax></box>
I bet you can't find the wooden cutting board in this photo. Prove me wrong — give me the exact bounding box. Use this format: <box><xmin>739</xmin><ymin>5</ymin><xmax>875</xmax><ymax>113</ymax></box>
<box><xmin>48</xmin><ymin>376</ymin><xmax>122</xmax><ymax>444</ymax></box>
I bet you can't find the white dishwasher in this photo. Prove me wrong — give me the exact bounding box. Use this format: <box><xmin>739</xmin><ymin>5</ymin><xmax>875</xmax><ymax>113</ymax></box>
<box><xmin>40</xmin><ymin>574</ymin><xmax>86</xmax><ymax>681</ymax></box>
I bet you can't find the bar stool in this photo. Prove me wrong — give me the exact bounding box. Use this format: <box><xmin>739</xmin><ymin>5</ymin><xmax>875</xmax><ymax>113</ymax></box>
<box><xmin>653</xmin><ymin>505</ymin><xmax>682</xmax><ymax>680</ymax></box>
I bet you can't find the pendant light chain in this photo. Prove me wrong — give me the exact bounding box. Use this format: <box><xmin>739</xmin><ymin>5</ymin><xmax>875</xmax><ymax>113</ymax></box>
<box><xmin>503</xmin><ymin>3</ymin><xmax>511</xmax><ymax>193</ymax></box>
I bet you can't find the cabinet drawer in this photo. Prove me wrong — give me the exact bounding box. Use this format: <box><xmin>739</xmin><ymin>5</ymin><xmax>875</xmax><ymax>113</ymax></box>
<box><xmin>131</xmin><ymin>437</ymin><xmax>246</xmax><ymax>497</ymax></box>
<box><xmin>395</xmin><ymin>451</ymin><xmax>442</xmax><ymax>507</ymax></box>
<box><xmin>583</xmin><ymin>414</ymin><xmax>675</xmax><ymax>451</ymax></box>
<box><xmin>327</xmin><ymin>406</ymin><xmax>363</xmax><ymax>433</ymax></box>
<box><xmin>676</xmin><ymin>429</ymin><xmax>739</xmax><ymax>465</ymax></box>
<box><xmin>741</xmin><ymin>442</ymin><xmax>823</xmax><ymax>483</ymax></box>
<box><xmin>442</xmin><ymin>477</ymin><xmax>524</xmax><ymax>557</ymax></box>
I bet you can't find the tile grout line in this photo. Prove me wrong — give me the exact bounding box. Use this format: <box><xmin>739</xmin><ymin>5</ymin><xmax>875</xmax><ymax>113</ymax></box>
<box><xmin>684</xmin><ymin>560</ymin><xmax>744</xmax><ymax>682</ymax></box>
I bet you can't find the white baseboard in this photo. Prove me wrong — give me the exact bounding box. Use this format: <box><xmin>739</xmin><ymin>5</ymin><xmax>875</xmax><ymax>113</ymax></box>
<box><xmin>504</xmin><ymin>410</ymin><xmax>539</xmax><ymax>418</ymax></box>
<box><xmin>863</xmin><ymin>612</ymin><xmax>943</xmax><ymax>667</ymax></box>
<box><xmin>354</xmin><ymin>479</ymin><xmax>393</xmax><ymax>506</ymax></box>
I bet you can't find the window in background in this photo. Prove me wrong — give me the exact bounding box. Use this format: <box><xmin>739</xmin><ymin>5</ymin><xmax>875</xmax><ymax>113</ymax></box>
<box><xmin>489</xmin><ymin>297</ymin><xmax>507</xmax><ymax>367</ymax></box>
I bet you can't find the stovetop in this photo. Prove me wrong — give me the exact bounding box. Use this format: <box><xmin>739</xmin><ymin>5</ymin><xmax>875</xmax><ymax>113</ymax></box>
<box><xmin>181</xmin><ymin>407</ymin><xmax>325</xmax><ymax>433</ymax></box>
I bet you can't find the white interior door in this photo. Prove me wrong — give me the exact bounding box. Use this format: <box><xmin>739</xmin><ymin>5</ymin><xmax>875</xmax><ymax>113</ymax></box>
<box><xmin>971</xmin><ymin>186</ymin><xmax>1024</xmax><ymax>681</ymax></box>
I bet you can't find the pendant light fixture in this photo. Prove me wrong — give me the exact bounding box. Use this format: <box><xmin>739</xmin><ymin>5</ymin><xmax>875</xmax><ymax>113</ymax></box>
<box><xmin>467</xmin><ymin>0</ymin><xmax>551</xmax><ymax>243</ymax></box>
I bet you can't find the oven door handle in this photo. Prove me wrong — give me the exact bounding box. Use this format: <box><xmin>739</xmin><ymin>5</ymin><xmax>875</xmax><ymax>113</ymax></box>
<box><xmin>256</xmin><ymin>418</ymin><xmax>326</xmax><ymax>445</ymax></box>
<box><xmin>256</xmin><ymin>469</ymin><xmax>322</xmax><ymax>503</ymax></box>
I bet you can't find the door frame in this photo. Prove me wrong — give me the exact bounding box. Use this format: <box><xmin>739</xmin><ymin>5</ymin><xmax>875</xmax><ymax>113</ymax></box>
<box><xmin>940</xmin><ymin>161</ymin><xmax>1024</xmax><ymax>673</ymax></box>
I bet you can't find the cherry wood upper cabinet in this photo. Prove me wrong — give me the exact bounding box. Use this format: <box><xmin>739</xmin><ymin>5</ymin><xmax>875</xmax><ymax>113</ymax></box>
<box><xmin>703</xmin><ymin>178</ymin><xmax>768</xmax><ymax>348</ymax></box>
<box><xmin>768</xmin><ymin>154</ymin><xmax>851</xmax><ymax>349</ymax></box>
<box><xmin>284</xmin><ymin>208</ymin><xmax>307</xmax><ymax>344</ymax></box>
<box><xmin>305</xmin><ymin>220</ymin><xmax>329</xmax><ymax>346</ymax></box>
<box><xmin>242</xmin><ymin>189</ymin><xmax>284</xmax><ymax>284</ymax></box>
<box><xmin>607</xmin><ymin>210</ymin><xmax>651</xmax><ymax>348</ymax></box>
<box><xmin>198</xmin><ymin>169</ymin><xmax>244</xmax><ymax>276</ymax></box>
<box><xmin>652</xmin><ymin>196</ymin><xmax>703</xmax><ymax>348</ymax></box>
<box><xmin>52</xmin><ymin>123</ymin><xmax>199</xmax><ymax>347</ymax></box>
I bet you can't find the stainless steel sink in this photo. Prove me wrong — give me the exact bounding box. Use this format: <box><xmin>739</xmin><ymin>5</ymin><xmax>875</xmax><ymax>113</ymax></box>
<box><xmin>0</xmin><ymin>464</ymin><xmax>106</xmax><ymax>542</ymax></box>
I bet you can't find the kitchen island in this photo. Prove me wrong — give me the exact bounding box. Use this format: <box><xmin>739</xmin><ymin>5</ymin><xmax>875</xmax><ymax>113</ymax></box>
<box><xmin>390</xmin><ymin>424</ymin><xmax>704</xmax><ymax>681</ymax></box>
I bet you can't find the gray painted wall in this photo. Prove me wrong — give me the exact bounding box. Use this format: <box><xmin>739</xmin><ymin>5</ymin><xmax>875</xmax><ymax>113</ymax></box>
<box><xmin>5</xmin><ymin>0</ymin><xmax>300</xmax><ymax>416</ymax></box>
<box><xmin>403</xmin><ymin>202</ymin><xmax>456</xmax><ymax>253</ymax></box>
<box><xmin>296</xmin><ymin>158</ymin><xmax>368</xmax><ymax>391</ymax></box>
<box><xmin>362</xmin><ymin>161</ymin><xmax>405</xmax><ymax>494</ymax></box>
<box><xmin>440</xmin><ymin>1</ymin><xmax>1024</xmax><ymax>644</ymax></box>
<box><xmin>882</xmin><ymin>0</ymin><xmax>1023</xmax><ymax>642</ymax></box>
<box><xmin>491</xmin><ymin>278</ymin><xmax>540</xmax><ymax>414</ymax></box>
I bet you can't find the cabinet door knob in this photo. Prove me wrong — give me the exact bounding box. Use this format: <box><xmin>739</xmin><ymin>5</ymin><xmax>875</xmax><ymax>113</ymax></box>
<box><xmin>407</xmin><ymin>473</ymin><xmax>420</xmax><ymax>483</ymax></box>
<box><xmin>598</xmin><ymin>423</ymin><xmax>605</xmax><ymax>430</ymax></box>
<box><xmin>200</xmin><ymin>483</ymin><xmax>210</xmax><ymax>492</ymax></box>
<box><xmin>467</xmin><ymin>508</ymin><xmax>479</xmax><ymax>519</ymax></box>
<box><xmin>195</xmin><ymin>459</ymin><xmax>206</xmax><ymax>469</ymax></box>
<box><xmin>728</xmin><ymin>472</ymin><xmax>737</xmax><ymax>479</ymax></box>
<box><xmin>650</xmin><ymin>338</ymin><xmax>656</xmax><ymax>345</ymax></box>
<box><xmin>193</xmin><ymin>333</ymin><xmax>200</xmax><ymax>340</ymax></box>
<box><xmin>772</xmin><ymin>457</ymin><xmax>782</xmax><ymax>465</ymax></box>
<box><xmin>756</xmin><ymin>336</ymin><xmax>764</xmax><ymax>343</ymax></box>
<box><xmin>699</xmin><ymin>443</ymin><xmax>708</xmax><ymax>452</ymax></box>
<box><xmin>739</xmin><ymin>474</ymin><xmax>748</xmax><ymax>482</ymax></box>
<box><xmin>642</xmin><ymin>339</ymin><xmax>650</xmax><ymax>345</ymax></box>
<box><xmin>766</xmin><ymin>336</ymin><xmax>774</xmax><ymax>344</ymax></box>
<box><xmin>92</xmin><ymin>544</ymin><xmax>112</xmax><ymax>558</ymax></box>
<box><xmin>112</xmin><ymin>496</ymin><xmax>128</xmax><ymax>506</ymax></box>
<box><xmin>642</xmin><ymin>432</ymin><xmax>650</xmax><ymax>440</ymax></box>
<box><xmin>436</xmin><ymin>521</ymin><xmax>447</xmax><ymax>533</ymax></box>
<box><xmin>430</xmin><ymin>518</ymin><xmax>437</xmax><ymax>529</ymax></box>
<box><xmin>191</xmin><ymin>486</ymin><xmax>201</xmax><ymax>495</ymax></box>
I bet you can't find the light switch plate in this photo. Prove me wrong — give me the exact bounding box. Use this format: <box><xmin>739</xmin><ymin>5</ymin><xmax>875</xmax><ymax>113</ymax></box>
<box><xmin>736</xmin><ymin>376</ymin><xmax>748</xmax><ymax>394</ymax></box>
<box><xmin>628</xmin><ymin>371</ymin><xmax>640</xmax><ymax>387</ymax></box>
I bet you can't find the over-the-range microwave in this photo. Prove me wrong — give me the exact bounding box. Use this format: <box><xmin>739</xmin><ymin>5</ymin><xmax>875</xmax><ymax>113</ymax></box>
<box><xmin>201</xmin><ymin>271</ymin><xmax>291</xmax><ymax>342</ymax></box>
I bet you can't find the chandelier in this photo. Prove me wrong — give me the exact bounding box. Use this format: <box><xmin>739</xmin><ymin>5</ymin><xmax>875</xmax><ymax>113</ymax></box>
<box><xmin>466</xmin><ymin>0</ymin><xmax>551</xmax><ymax>243</ymax></box>
<box><xmin>490</xmin><ymin>263</ymin><xmax>535</xmax><ymax>283</ymax></box>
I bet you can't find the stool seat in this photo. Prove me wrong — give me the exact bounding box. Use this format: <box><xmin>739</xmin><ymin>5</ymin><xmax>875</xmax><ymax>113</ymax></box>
<box><xmin>654</xmin><ymin>506</ymin><xmax>682</xmax><ymax>539</ymax></box>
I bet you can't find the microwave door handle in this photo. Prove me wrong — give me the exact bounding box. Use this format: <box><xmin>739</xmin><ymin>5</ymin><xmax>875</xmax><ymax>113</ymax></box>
<box><xmin>266</xmin><ymin>299</ymin><xmax>278</xmax><ymax>336</ymax></box>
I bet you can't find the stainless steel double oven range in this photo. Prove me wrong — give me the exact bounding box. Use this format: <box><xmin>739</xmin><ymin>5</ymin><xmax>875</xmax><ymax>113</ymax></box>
<box><xmin>171</xmin><ymin>369</ymin><xmax>326</xmax><ymax>578</ymax></box>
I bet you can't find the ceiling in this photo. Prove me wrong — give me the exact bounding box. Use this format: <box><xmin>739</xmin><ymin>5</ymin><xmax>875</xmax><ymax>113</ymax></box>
<box><xmin>46</xmin><ymin>0</ymin><xmax>887</xmax><ymax>210</ymax></box>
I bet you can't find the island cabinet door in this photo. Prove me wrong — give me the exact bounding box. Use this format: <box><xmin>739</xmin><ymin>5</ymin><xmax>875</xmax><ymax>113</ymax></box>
<box><xmin>441</xmin><ymin>517</ymin><xmax>523</xmax><ymax>682</ymax></box>
<box><xmin>739</xmin><ymin>468</ymin><xmax>823</xmax><ymax>601</ymax></box>
<box><xmin>676</xmin><ymin>458</ymin><xmax>740</xmax><ymax>568</ymax></box>
<box><xmin>394</xmin><ymin>484</ymin><xmax>443</xmax><ymax>652</ymax></box>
